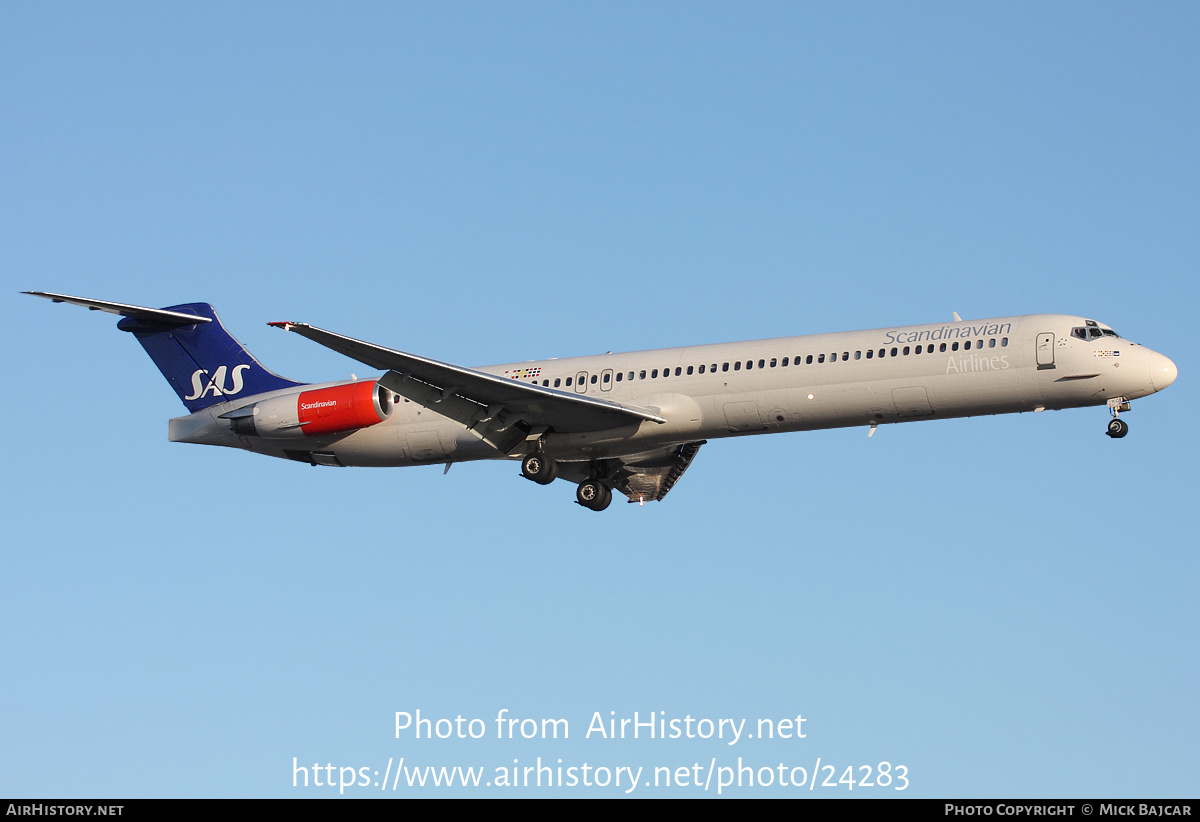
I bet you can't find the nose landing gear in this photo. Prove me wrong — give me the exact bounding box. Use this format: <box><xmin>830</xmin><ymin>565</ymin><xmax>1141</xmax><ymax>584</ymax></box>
<box><xmin>1106</xmin><ymin>397</ymin><xmax>1130</xmax><ymax>439</ymax></box>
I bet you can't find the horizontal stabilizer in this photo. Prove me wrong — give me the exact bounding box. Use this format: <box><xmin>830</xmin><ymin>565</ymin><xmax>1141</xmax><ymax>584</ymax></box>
<box><xmin>24</xmin><ymin>291</ymin><xmax>212</xmax><ymax>328</ymax></box>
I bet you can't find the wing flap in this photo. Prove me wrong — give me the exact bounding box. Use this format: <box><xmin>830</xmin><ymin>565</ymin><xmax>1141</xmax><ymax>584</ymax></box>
<box><xmin>554</xmin><ymin>441</ymin><xmax>706</xmax><ymax>504</ymax></box>
<box><xmin>377</xmin><ymin>370</ymin><xmax>528</xmax><ymax>454</ymax></box>
<box><xmin>617</xmin><ymin>441</ymin><xmax>706</xmax><ymax>503</ymax></box>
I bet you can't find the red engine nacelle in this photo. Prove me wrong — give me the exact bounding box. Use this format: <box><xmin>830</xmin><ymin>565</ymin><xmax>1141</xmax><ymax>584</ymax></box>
<box><xmin>227</xmin><ymin>380</ymin><xmax>393</xmax><ymax>438</ymax></box>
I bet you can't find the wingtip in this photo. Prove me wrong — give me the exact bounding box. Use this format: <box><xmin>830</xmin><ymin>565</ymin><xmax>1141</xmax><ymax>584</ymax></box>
<box><xmin>268</xmin><ymin>321</ymin><xmax>294</xmax><ymax>330</ymax></box>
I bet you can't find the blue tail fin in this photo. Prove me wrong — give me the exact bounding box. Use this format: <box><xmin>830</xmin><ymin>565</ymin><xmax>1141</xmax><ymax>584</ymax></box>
<box><xmin>116</xmin><ymin>302</ymin><xmax>305</xmax><ymax>412</ymax></box>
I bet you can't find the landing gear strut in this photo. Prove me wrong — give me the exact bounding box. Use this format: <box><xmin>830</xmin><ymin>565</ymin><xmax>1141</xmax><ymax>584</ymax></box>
<box><xmin>576</xmin><ymin>479</ymin><xmax>612</xmax><ymax>511</ymax></box>
<box><xmin>521</xmin><ymin>453</ymin><xmax>557</xmax><ymax>485</ymax></box>
<box><xmin>1106</xmin><ymin>398</ymin><xmax>1130</xmax><ymax>439</ymax></box>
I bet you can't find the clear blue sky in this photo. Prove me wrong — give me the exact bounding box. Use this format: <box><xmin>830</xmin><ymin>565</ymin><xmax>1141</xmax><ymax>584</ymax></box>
<box><xmin>3</xmin><ymin>2</ymin><xmax>1196</xmax><ymax>797</ymax></box>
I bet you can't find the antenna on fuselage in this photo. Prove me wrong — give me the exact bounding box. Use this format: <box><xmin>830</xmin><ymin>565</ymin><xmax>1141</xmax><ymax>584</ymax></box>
<box><xmin>952</xmin><ymin>312</ymin><xmax>963</xmax><ymax>322</ymax></box>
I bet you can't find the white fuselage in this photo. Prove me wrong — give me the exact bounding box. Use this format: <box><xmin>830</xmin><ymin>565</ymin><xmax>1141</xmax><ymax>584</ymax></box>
<box><xmin>169</xmin><ymin>313</ymin><xmax>1176</xmax><ymax>468</ymax></box>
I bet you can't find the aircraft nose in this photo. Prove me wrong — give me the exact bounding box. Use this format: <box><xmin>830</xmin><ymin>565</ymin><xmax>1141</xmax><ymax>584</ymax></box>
<box><xmin>1149</xmin><ymin>351</ymin><xmax>1178</xmax><ymax>392</ymax></box>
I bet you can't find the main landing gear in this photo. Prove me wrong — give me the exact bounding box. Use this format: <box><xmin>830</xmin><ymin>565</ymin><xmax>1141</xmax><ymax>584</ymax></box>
<box><xmin>575</xmin><ymin>478</ymin><xmax>612</xmax><ymax>512</ymax></box>
<box><xmin>520</xmin><ymin>451</ymin><xmax>613</xmax><ymax>511</ymax></box>
<box><xmin>1106</xmin><ymin>397</ymin><xmax>1130</xmax><ymax>439</ymax></box>
<box><xmin>521</xmin><ymin>453</ymin><xmax>557</xmax><ymax>485</ymax></box>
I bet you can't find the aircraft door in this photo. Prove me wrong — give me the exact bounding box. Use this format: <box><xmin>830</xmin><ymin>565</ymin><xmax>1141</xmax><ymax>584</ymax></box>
<box><xmin>406</xmin><ymin>430</ymin><xmax>445</xmax><ymax>461</ymax></box>
<box><xmin>723</xmin><ymin>401</ymin><xmax>765</xmax><ymax>432</ymax></box>
<box><xmin>1036</xmin><ymin>333</ymin><xmax>1056</xmax><ymax>368</ymax></box>
<box><xmin>601</xmin><ymin>368</ymin><xmax>613</xmax><ymax>392</ymax></box>
<box><xmin>892</xmin><ymin>386</ymin><xmax>933</xmax><ymax>417</ymax></box>
<box><xmin>575</xmin><ymin>371</ymin><xmax>588</xmax><ymax>393</ymax></box>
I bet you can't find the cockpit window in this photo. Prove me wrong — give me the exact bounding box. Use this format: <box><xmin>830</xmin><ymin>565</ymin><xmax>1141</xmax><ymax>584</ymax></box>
<box><xmin>1074</xmin><ymin>325</ymin><xmax>1121</xmax><ymax>341</ymax></box>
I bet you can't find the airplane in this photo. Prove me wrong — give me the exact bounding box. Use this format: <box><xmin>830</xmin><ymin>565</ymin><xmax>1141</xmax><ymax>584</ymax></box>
<box><xmin>26</xmin><ymin>291</ymin><xmax>1178</xmax><ymax>511</ymax></box>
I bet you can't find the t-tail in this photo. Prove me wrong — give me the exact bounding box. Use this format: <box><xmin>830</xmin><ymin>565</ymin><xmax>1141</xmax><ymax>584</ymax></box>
<box><xmin>24</xmin><ymin>292</ymin><xmax>304</xmax><ymax>412</ymax></box>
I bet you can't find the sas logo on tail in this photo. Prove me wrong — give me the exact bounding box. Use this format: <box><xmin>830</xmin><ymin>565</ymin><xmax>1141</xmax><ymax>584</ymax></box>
<box><xmin>184</xmin><ymin>365</ymin><xmax>251</xmax><ymax>400</ymax></box>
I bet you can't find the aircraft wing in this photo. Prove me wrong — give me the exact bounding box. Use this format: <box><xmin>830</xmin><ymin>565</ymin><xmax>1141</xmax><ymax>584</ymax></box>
<box><xmin>269</xmin><ymin>321</ymin><xmax>666</xmax><ymax>454</ymax></box>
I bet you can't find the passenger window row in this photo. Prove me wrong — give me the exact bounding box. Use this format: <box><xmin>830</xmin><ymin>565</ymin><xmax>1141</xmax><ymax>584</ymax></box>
<box><xmin>528</xmin><ymin>337</ymin><xmax>1010</xmax><ymax>388</ymax></box>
